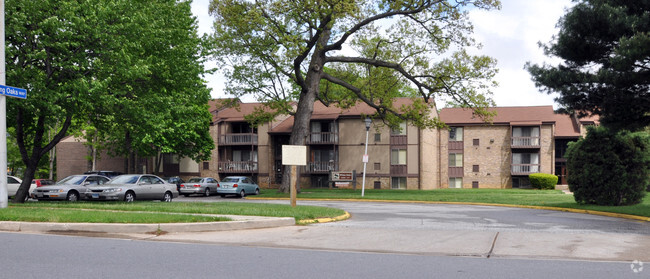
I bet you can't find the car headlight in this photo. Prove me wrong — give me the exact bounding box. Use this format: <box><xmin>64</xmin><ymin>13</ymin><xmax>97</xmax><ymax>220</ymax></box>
<box><xmin>58</xmin><ymin>189</ymin><xmax>65</xmax><ymax>193</ymax></box>
<box><xmin>103</xmin><ymin>188</ymin><xmax>122</xmax><ymax>193</ymax></box>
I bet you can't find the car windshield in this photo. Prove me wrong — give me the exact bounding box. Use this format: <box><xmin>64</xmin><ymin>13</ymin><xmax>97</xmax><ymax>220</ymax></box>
<box><xmin>57</xmin><ymin>176</ymin><xmax>87</xmax><ymax>185</ymax></box>
<box><xmin>187</xmin><ymin>178</ymin><xmax>203</xmax><ymax>183</ymax></box>
<box><xmin>222</xmin><ymin>177</ymin><xmax>240</xmax><ymax>182</ymax></box>
<box><xmin>107</xmin><ymin>175</ymin><xmax>140</xmax><ymax>185</ymax></box>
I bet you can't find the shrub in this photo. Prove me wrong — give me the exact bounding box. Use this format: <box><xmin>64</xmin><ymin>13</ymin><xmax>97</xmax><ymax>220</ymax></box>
<box><xmin>565</xmin><ymin>126</ymin><xmax>650</xmax><ymax>206</ymax></box>
<box><xmin>529</xmin><ymin>173</ymin><xmax>558</xmax><ymax>190</ymax></box>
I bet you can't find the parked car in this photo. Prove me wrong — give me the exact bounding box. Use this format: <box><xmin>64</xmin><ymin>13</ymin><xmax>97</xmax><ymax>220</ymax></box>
<box><xmin>217</xmin><ymin>176</ymin><xmax>260</xmax><ymax>198</ymax></box>
<box><xmin>162</xmin><ymin>176</ymin><xmax>185</xmax><ymax>192</ymax></box>
<box><xmin>84</xmin><ymin>174</ymin><xmax>178</xmax><ymax>202</ymax></box>
<box><xmin>179</xmin><ymin>177</ymin><xmax>219</xmax><ymax>197</ymax></box>
<box><xmin>31</xmin><ymin>174</ymin><xmax>110</xmax><ymax>201</ymax></box>
<box><xmin>31</xmin><ymin>179</ymin><xmax>55</xmax><ymax>188</ymax></box>
<box><xmin>6</xmin><ymin>176</ymin><xmax>29</xmax><ymax>198</ymax></box>
<box><xmin>83</xmin><ymin>170</ymin><xmax>123</xmax><ymax>179</ymax></box>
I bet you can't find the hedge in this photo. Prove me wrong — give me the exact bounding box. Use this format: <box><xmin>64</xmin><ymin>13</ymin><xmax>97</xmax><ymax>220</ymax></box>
<box><xmin>529</xmin><ymin>173</ymin><xmax>558</xmax><ymax>190</ymax></box>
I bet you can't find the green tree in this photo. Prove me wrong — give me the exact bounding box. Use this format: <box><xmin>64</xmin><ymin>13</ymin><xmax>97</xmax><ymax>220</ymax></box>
<box><xmin>87</xmin><ymin>0</ymin><xmax>214</xmax><ymax>173</ymax></box>
<box><xmin>209</xmin><ymin>0</ymin><xmax>500</xmax><ymax>192</ymax></box>
<box><xmin>565</xmin><ymin>126</ymin><xmax>649</xmax><ymax>205</ymax></box>
<box><xmin>5</xmin><ymin>0</ymin><xmax>213</xmax><ymax>203</ymax></box>
<box><xmin>527</xmin><ymin>0</ymin><xmax>650</xmax><ymax>131</ymax></box>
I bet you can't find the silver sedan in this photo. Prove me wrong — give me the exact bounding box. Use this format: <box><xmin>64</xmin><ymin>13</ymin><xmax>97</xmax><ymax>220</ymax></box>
<box><xmin>84</xmin><ymin>174</ymin><xmax>178</xmax><ymax>202</ymax></box>
<box><xmin>31</xmin><ymin>174</ymin><xmax>110</xmax><ymax>201</ymax></box>
<box><xmin>179</xmin><ymin>177</ymin><xmax>219</xmax><ymax>197</ymax></box>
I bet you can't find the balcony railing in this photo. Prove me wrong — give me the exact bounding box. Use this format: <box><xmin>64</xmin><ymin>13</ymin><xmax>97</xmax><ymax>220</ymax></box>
<box><xmin>218</xmin><ymin>161</ymin><xmax>258</xmax><ymax>173</ymax></box>
<box><xmin>306</xmin><ymin>132</ymin><xmax>338</xmax><ymax>144</ymax></box>
<box><xmin>302</xmin><ymin>161</ymin><xmax>338</xmax><ymax>173</ymax></box>
<box><xmin>511</xmin><ymin>164</ymin><xmax>540</xmax><ymax>175</ymax></box>
<box><xmin>511</xmin><ymin>137</ymin><xmax>540</xmax><ymax>148</ymax></box>
<box><xmin>219</xmin><ymin>133</ymin><xmax>258</xmax><ymax>145</ymax></box>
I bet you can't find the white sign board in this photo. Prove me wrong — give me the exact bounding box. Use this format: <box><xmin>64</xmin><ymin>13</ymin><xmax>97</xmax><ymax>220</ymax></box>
<box><xmin>282</xmin><ymin>145</ymin><xmax>307</xmax><ymax>166</ymax></box>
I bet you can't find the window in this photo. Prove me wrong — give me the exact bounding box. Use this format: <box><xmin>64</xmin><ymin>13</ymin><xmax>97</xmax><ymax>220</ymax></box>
<box><xmin>449</xmin><ymin>153</ymin><xmax>463</xmax><ymax>167</ymax></box>
<box><xmin>513</xmin><ymin>177</ymin><xmax>532</xmax><ymax>188</ymax></box>
<box><xmin>374</xmin><ymin>181</ymin><xmax>381</xmax><ymax>189</ymax></box>
<box><xmin>374</xmin><ymin>162</ymin><xmax>381</xmax><ymax>170</ymax></box>
<box><xmin>391</xmin><ymin>149</ymin><xmax>407</xmax><ymax>165</ymax></box>
<box><xmin>391</xmin><ymin>121</ymin><xmax>407</xmax><ymax>135</ymax></box>
<box><xmin>374</xmin><ymin>133</ymin><xmax>381</xmax><ymax>142</ymax></box>
<box><xmin>473</xmin><ymin>139</ymin><xmax>479</xmax><ymax>146</ymax></box>
<box><xmin>512</xmin><ymin>126</ymin><xmax>539</xmax><ymax>137</ymax></box>
<box><xmin>472</xmin><ymin>165</ymin><xmax>479</xmax><ymax>172</ymax></box>
<box><xmin>449</xmin><ymin>177</ymin><xmax>462</xmax><ymax>188</ymax></box>
<box><xmin>391</xmin><ymin>177</ymin><xmax>406</xmax><ymax>189</ymax></box>
<box><xmin>512</xmin><ymin>152</ymin><xmax>540</xmax><ymax>173</ymax></box>
<box><xmin>449</xmin><ymin>127</ymin><xmax>463</xmax><ymax>141</ymax></box>
<box><xmin>203</xmin><ymin>162</ymin><xmax>210</xmax><ymax>170</ymax></box>
<box><xmin>472</xmin><ymin>181</ymin><xmax>479</xmax><ymax>188</ymax></box>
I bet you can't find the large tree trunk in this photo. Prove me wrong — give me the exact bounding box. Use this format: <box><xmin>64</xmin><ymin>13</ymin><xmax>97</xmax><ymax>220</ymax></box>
<box><xmin>278</xmin><ymin>30</ymin><xmax>330</xmax><ymax>193</ymax></box>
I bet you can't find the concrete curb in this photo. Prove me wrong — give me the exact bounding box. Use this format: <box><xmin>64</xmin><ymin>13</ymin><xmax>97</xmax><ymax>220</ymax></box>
<box><xmin>248</xmin><ymin>197</ymin><xmax>650</xmax><ymax>222</ymax></box>
<box><xmin>0</xmin><ymin>215</ymin><xmax>296</xmax><ymax>234</ymax></box>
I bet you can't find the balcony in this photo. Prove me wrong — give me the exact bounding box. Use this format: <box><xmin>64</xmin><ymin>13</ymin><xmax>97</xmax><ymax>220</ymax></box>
<box><xmin>511</xmin><ymin>164</ymin><xmax>540</xmax><ymax>175</ymax></box>
<box><xmin>219</xmin><ymin>133</ymin><xmax>258</xmax><ymax>145</ymax></box>
<box><xmin>303</xmin><ymin>161</ymin><xmax>338</xmax><ymax>173</ymax></box>
<box><xmin>511</xmin><ymin>137</ymin><xmax>540</xmax><ymax>148</ymax></box>
<box><xmin>306</xmin><ymin>132</ymin><xmax>338</xmax><ymax>144</ymax></box>
<box><xmin>218</xmin><ymin>161</ymin><xmax>258</xmax><ymax>173</ymax></box>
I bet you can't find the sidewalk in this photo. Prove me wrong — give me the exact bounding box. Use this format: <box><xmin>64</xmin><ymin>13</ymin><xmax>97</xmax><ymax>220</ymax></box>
<box><xmin>127</xmin><ymin>225</ymin><xmax>650</xmax><ymax>262</ymax></box>
<box><xmin>0</xmin><ymin>215</ymin><xmax>295</xmax><ymax>234</ymax></box>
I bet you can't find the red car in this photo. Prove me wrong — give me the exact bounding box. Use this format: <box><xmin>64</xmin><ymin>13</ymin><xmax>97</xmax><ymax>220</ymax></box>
<box><xmin>32</xmin><ymin>179</ymin><xmax>55</xmax><ymax>187</ymax></box>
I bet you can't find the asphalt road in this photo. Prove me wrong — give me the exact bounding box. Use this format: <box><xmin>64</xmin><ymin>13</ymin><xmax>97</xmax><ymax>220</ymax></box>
<box><xmin>178</xmin><ymin>196</ymin><xmax>650</xmax><ymax>235</ymax></box>
<box><xmin>0</xmin><ymin>232</ymin><xmax>644</xmax><ymax>279</ymax></box>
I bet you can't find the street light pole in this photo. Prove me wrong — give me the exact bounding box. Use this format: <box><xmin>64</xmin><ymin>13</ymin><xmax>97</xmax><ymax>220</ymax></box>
<box><xmin>361</xmin><ymin>117</ymin><xmax>371</xmax><ymax>197</ymax></box>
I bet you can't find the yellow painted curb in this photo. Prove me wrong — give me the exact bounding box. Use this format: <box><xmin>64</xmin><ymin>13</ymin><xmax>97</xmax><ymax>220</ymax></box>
<box><xmin>248</xmin><ymin>197</ymin><xmax>650</xmax><ymax>222</ymax></box>
<box><xmin>297</xmin><ymin>211</ymin><xmax>351</xmax><ymax>225</ymax></box>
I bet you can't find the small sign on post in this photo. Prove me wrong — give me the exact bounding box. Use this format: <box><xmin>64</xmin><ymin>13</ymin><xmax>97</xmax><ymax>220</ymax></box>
<box><xmin>282</xmin><ymin>145</ymin><xmax>306</xmax><ymax>207</ymax></box>
<box><xmin>0</xmin><ymin>85</ymin><xmax>27</xmax><ymax>99</ymax></box>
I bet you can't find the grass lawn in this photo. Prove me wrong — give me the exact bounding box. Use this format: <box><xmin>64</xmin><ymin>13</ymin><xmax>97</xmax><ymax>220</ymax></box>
<box><xmin>254</xmin><ymin>188</ymin><xmax>650</xmax><ymax>218</ymax></box>
<box><xmin>3</xmin><ymin>201</ymin><xmax>346</xmax><ymax>223</ymax></box>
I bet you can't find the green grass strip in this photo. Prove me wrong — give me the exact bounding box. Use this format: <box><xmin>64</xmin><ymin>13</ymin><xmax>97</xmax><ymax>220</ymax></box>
<box><xmin>256</xmin><ymin>188</ymin><xmax>650</xmax><ymax>218</ymax></box>
<box><xmin>6</xmin><ymin>201</ymin><xmax>346</xmax><ymax>223</ymax></box>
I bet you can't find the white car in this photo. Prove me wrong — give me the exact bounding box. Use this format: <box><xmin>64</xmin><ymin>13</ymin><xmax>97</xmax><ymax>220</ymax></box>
<box><xmin>6</xmin><ymin>176</ymin><xmax>36</xmax><ymax>199</ymax></box>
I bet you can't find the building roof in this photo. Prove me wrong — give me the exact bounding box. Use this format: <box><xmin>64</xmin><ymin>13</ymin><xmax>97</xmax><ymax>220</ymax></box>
<box><xmin>440</xmin><ymin>106</ymin><xmax>557</xmax><ymax>125</ymax></box>
<box><xmin>440</xmin><ymin>106</ymin><xmax>600</xmax><ymax>138</ymax></box>
<box><xmin>222</xmin><ymin>98</ymin><xmax>426</xmax><ymax>133</ymax></box>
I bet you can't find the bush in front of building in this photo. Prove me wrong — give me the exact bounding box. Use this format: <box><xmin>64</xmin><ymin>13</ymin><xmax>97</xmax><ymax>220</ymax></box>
<box><xmin>529</xmin><ymin>173</ymin><xmax>558</xmax><ymax>190</ymax></box>
<box><xmin>565</xmin><ymin>126</ymin><xmax>650</xmax><ymax>206</ymax></box>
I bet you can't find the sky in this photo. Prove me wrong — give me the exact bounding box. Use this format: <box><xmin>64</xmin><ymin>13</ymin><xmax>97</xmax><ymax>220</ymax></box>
<box><xmin>190</xmin><ymin>0</ymin><xmax>574</xmax><ymax>108</ymax></box>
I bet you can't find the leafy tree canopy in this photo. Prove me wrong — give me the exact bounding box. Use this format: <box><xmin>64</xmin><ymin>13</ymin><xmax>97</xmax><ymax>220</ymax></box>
<box><xmin>527</xmin><ymin>0</ymin><xmax>650</xmax><ymax>131</ymax></box>
<box><xmin>210</xmin><ymin>0</ymin><xmax>499</xmax><ymax>128</ymax></box>
<box><xmin>5</xmin><ymin>0</ymin><xmax>214</xmax><ymax>202</ymax></box>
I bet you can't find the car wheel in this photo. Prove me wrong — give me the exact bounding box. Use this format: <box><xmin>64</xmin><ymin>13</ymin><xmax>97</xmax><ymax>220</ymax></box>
<box><xmin>204</xmin><ymin>188</ymin><xmax>210</xmax><ymax>197</ymax></box>
<box><xmin>239</xmin><ymin>190</ymin><xmax>245</xmax><ymax>198</ymax></box>
<box><xmin>66</xmin><ymin>191</ymin><xmax>79</xmax><ymax>202</ymax></box>
<box><xmin>162</xmin><ymin>192</ymin><xmax>173</xmax><ymax>202</ymax></box>
<box><xmin>255</xmin><ymin>188</ymin><xmax>260</xmax><ymax>195</ymax></box>
<box><xmin>124</xmin><ymin>191</ymin><xmax>135</xmax><ymax>202</ymax></box>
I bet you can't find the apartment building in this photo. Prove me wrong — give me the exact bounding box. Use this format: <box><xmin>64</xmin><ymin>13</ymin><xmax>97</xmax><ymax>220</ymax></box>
<box><xmin>56</xmin><ymin>100</ymin><xmax>596</xmax><ymax>190</ymax></box>
<box><xmin>439</xmin><ymin>106</ymin><xmax>596</xmax><ymax>188</ymax></box>
<box><xmin>205</xmin><ymin>99</ymin><xmax>440</xmax><ymax>190</ymax></box>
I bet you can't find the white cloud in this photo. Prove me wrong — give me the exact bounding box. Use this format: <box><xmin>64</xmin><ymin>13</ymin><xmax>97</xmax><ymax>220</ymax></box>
<box><xmin>191</xmin><ymin>0</ymin><xmax>574</xmax><ymax>106</ymax></box>
<box><xmin>469</xmin><ymin>0</ymin><xmax>573</xmax><ymax>108</ymax></box>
